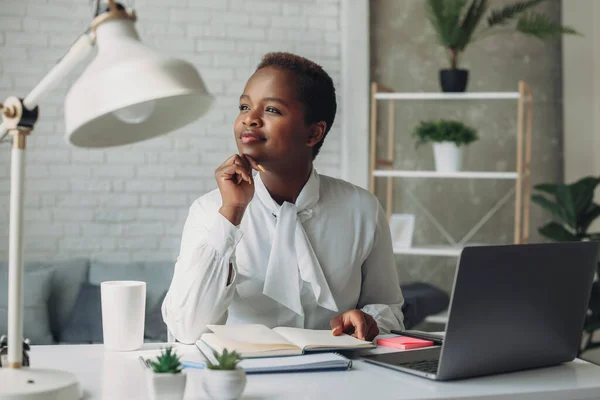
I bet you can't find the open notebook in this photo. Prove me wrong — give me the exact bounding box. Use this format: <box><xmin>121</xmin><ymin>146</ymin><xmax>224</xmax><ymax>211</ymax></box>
<box><xmin>197</xmin><ymin>324</ymin><xmax>375</xmax><ymax>358</ymax></box>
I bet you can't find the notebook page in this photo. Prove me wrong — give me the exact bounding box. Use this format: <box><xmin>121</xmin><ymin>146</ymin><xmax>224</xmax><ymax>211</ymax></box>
<box><xmin>201</xmin><ymin>333</ymin><xmax>299</xmax><ymax>353</ymax></box>
<box><xmin>207</xmin><ymin>324</ymin><xmax>294</xmax><ymax>346</ymax></box>
<box><xmin>273</xmin><ymin>327</ymin><xmax>373</xmax><ymax>350</ymax></box>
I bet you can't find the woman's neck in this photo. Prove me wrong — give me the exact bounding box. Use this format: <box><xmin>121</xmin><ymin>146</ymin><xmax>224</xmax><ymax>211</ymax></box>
<box><xmin>260</xmin><ymin>163</ymin><xmax>313</xmax><ymax>205</ymax></box>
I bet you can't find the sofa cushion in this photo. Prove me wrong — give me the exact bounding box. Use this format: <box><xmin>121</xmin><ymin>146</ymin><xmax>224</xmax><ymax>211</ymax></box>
<box><xmin>0</xmin><ymin>259</ymin><xmax>91</xmax><ymax>342</ymax></box>
<box><xmin>89</xmin><ymin>261</ymin><xmax>173</xmax><ymax>341</ymax></box>
<box><xmin>89</xmin><ymin>261</ymin><xmax>173</xmax><ymax>315</ymax></box>
<box><xmin>144</xmin><ymin>290</ymin><xmax>168</xmax><ymax>342</ymax></box>
<box><xmin>60</xmin><ymin>283</ymin><xmax>168</xmax><ymax>344</ymax></box>
<box><xmin>27</xmin><ymin>259</ymin><xmax>90</xmax><ymax>342</ymax></box>
<box><xmin>400</xmin><ymin>282</ymin><xmax>450</xmax><ymax>329</ymax></box>
<box><xmin>0</xmin><ymin>268</ymin><xmax>54</xmax><ymax>345</ymax></box>
<box><xmin>60</xmin><ymin>282</ymin><xmax>103</xmax><ymax>344</ymax></box>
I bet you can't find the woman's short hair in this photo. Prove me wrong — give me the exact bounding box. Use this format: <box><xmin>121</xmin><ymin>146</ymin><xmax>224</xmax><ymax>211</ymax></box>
<box><xmin>256</xmin><ymin>52</ymin><xmax>337</xmax><ymax>159</ymax></box>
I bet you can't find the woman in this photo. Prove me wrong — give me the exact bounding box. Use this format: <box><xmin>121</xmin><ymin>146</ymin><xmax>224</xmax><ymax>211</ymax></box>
<box><xmin>162</xmin><ymin>52</ymin><xmax>405</xmax><ymax>344</ymax></box>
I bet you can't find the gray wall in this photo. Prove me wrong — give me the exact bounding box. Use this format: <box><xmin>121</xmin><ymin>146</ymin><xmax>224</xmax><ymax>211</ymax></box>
<box><xmin>370</xmin><ymin>0</ymin><xmax>563</xmax><ymax>293</ymax></box>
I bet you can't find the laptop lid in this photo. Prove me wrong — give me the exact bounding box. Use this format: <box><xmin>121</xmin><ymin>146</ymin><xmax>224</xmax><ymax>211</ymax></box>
<box><xmin>437</xmin><ymin>242</ymin><xmax>599</xmax><ymax>381</ymax></box>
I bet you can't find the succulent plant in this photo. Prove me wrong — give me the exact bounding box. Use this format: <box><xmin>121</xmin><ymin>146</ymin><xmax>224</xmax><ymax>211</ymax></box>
<box><xmin>206</xmin><ymin>348</ymin><xmax>242</xmax><ymax>370</ymax></box>
<box><xmin>149</xmin><ymin>347</ymin><xmax>182</xmax><ymax>374</ymax></box>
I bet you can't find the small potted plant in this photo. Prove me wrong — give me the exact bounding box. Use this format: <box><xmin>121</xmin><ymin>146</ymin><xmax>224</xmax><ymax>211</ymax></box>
<box><xmin>425</xmin><ymin>0</ymin><xmax>579</xmax><ymax>92</ymax></box>
<box><xmin>202</xmin><ymin>349</ymin><xmax>246</xmax><ymax>400</ymax></box>
<box><xmin>146</xmin><ymin>347</ymin><xmax>187</xmax><ymax>400</ymax></box>
<box><xmin>412</xmin><ymin>120</ymin><xmax>478</xmax><ymax>173</ymax></box>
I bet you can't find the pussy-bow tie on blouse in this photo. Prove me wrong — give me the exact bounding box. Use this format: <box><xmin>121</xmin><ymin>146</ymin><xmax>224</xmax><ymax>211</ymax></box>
<box><xmin>254</xmin><ymin>170</ymin><xmax>339</xmax><ymax>316</ymax></box>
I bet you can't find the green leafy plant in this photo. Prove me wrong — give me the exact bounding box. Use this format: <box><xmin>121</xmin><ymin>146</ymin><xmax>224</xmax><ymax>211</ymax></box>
<box><xmin>532</xmin><ymin>176</ymin><xmax>600</xmax><ymax>354</ymax></box>
<box><xmin>413</xmin><ymin>120</ymin><xmax>478</xmax><ymax>147</ymax></box>
<box><xmin>425</xmin><ymin>0</ymin><xmax>580</xmax><ymax>69</ymax></box>
<box><xmin>149</xmin><ymin>347</ymin><xmax>183</xmax><ymax>374</ymax></box>
<box><xmin>206</xmin><ymin>349</ymin><xmax>242</xmax><ymax>370</ymax></box>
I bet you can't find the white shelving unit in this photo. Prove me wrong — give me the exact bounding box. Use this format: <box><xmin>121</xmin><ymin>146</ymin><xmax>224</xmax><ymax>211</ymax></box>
<box><xmin>422</xmin><ymin>310</ymin><xmax>450</xmax><ymax>325</ymax></box>
<box><xmin>369</xmin><ymin>82</ymin><xmax>533</xmax><ymax>257</ymax></box>
<box><xmin>393</xmin><ymin>246</ymin><xmax>463</xmax><ymax>257</ymax></box>
<box><xmin>372</xmin><ymin>170</ymin><xmax>519</xmax><ymax>180</ymax></box>
<box><xmin>375</xmin><ymin>92</ymin><xmax>521</xmax><ymax>100</ymax></box>
<box><xmin>369</xmin><ymin>82</ymin><xmax>534</xmax><ymax>324</ymax></box>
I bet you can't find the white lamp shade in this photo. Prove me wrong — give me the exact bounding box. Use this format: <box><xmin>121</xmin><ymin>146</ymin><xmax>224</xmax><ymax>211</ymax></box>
<box><xmin>64</xmin><ymin>18</ymin><xmax>212</xmax><ymax>148</ymax></box>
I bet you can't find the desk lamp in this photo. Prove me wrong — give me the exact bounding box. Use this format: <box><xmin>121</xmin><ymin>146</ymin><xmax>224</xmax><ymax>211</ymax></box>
<box><xmin>0</xmin><ymin>1</ymin><xmax>213</xmax><ymax>398</ymax></box>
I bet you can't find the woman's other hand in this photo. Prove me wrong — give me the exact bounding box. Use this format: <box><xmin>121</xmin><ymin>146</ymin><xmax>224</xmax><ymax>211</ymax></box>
<box><xmin>330</xmin><ymin>309</ymin><xmax>379</xmax><ymax>341</ymax></box>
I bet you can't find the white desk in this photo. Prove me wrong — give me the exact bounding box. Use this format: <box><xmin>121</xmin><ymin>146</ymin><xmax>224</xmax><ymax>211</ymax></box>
<box><xmin>28</xmin><ymin>343</ymin><xmax>600</xmax><ymax>400</ymax></box>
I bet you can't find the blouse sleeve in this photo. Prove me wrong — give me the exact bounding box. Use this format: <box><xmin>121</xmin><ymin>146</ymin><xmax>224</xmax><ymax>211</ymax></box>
<box><xmin>161</xmin><ymin>199</ymin><xmax>243</xmax><ymax>344</ymax></box>
<box><xmin>358</xmin><ymin>201</ymin><xmax>405</xmax><ymax>333</ymax></box>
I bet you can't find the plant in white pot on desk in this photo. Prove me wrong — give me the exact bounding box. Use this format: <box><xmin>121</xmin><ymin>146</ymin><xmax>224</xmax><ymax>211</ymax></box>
<box><xmin>146</xmin><ymin>347</ymin><xmax>187</xmax><ymax>400</ymax></box>
<box><xmin>412</xmin><ymin>120</ymin><xmax>478</xmax><ymax>173</ymax></box>
<box><xmin>203</xmin><ymin>349</ymin><xmax>247</xmax><ymax>400</ymax></box>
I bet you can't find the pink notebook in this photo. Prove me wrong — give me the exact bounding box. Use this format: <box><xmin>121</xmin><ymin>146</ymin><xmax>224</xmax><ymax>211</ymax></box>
<box><xmin>376</xmin><ymin>336</ymin><xmax>434</xmax><ymax>350</ymax></box>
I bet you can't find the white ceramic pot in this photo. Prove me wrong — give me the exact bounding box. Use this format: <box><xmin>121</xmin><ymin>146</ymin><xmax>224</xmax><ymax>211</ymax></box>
<box><xmin>432</xmin><ymin>142</ymin><xmax>463</xmax><ymax>172</ymax></box>
<box><xmin>146</xmin><ymin>371</ymin><xmax>187</xmax><ymax>400</ymax></box>
<box><xmin>202</xmin><ymin>368</ymin><xmax>247</xmax><ymax>400</ymax></box>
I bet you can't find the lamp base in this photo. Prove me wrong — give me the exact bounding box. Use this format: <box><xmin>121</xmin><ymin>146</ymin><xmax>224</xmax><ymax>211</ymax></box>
<box><xmin>0</xmin><ymin>368</ymin><xmax>80</xmax><ymax>400</ymax></box>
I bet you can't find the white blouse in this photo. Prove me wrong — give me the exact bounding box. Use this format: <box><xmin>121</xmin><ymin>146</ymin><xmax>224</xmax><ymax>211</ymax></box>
<box><xmin>162</xmin><ymin>169</ymin><xmax>405</xmax><ymax>344</ymax></box>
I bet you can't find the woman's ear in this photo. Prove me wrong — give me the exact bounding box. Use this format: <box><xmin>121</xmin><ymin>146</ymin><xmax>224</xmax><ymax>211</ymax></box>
<box><xmin>306</xmin><ymin>121</ymin><xmax>327</xmax><ymax>148</ymax></box>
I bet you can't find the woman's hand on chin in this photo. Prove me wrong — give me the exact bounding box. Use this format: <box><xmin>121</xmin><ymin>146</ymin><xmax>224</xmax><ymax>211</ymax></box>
<box><xmin>215</xmin><ymin>154</ymin><xmax>261</xmax><ymax>225</ymax></box>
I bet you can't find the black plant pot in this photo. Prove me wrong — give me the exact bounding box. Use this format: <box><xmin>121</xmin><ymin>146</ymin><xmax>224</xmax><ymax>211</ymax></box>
<box><xmin>440</xmin><ymin>69</ymin><xmax>469</xmax><ymax>92</ymax></box>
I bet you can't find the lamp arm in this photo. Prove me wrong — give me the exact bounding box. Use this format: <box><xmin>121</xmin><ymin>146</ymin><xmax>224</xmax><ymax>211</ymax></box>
<box><xmin>23</xmin><ymin>33</ymin><xmax>95</xmax><ymax>110</ymax></box>
<box><xmin>0</xmin><ymin>33</ymin><xmax>95</xmax><ymax>139</ymax></box>
<box><xmin>0</xmin><ymin>31</ymin><xmax>94</xmax><ymax>370</ymax></box>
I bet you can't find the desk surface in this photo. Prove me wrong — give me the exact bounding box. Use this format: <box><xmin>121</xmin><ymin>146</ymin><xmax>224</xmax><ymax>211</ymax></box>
<box><xmin>29</xmin><ymin>342</ymin><xmax>600</xmax><ymax>400</ymax></box>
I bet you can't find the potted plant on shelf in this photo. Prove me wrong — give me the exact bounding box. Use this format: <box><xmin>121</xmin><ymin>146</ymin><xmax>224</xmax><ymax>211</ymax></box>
<box><xmin>531</xmin><ymin>176</ymin><xmax>600</xmax><ymax>355</ymax></box>
<box><xmin>425</xmin><ymin>0</ymin><xmax>579</xmax><ymax>92</ymax></box>
<box><xmin>412</xmin><ymin>119</ymin><xmax>478</xmax><ymax>173</ymax></box>
<box><xmin>202</xmin><ymin>349</ymin><xmax>246</xmax><ymax>400</ymax></box>
<box><xmin>413</xmin><ymin>119</ymin><xmax>479</xmax><ymax>172</ymax></box>
<box><xmin>146</xmin><ymin>347</ymin><xmax>187</xmax><ymax>400</ymax></box>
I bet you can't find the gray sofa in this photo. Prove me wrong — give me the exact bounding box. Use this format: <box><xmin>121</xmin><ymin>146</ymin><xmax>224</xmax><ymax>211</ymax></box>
<box><xmin>0</xmin><ymin>259</ymin><xmax>173</xmax><ymax>345</ymax></box>
<box><xmin>0</xmin><ymin>259</ymin><xmax>449</xmax><ymax>346</ymax></box>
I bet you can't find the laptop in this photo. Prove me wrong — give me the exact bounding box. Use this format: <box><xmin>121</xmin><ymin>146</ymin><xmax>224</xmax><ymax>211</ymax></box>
<box><xmin>360</xmin><ymin>242</ymin><xmax>599</xmax><ymax>381</ymax></box>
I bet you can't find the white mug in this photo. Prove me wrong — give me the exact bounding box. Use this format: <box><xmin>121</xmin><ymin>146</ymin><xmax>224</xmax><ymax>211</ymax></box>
<box><xmin>101</xmin><ymin>281</ymin><xmax>146</xmax><ymax>351</ymax></box>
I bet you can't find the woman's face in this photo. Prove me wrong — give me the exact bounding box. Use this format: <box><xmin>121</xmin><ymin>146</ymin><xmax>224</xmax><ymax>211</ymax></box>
<box><xmin>233</xmin><ymin>66</ymin><xmax>315</xmax><ymax>168</ymax></box>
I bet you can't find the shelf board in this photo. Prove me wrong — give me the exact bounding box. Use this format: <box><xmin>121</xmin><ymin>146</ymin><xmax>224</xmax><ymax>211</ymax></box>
<box><xmin>373</xmin><ymin>170</ymin><xmax>518</xmax><ymax>179</ymax></box>
<box><xmin>393</xmin><ymin>246</ymin><xmax>463</xmax><ymax>257</ymax></box>
<box><xmin>375</xmin><ymin>92</ymin><xmax>520</xmax><ymax>101</ymax></box>
<box><xmin>424</xmin><ymin>310</ymin><xmax>449</xmax><ymax>325</ymax></box>
<box><xmin>394</xmin><ymin>242</ymin><xmax>498</xmax><ymax>256</ymax></box>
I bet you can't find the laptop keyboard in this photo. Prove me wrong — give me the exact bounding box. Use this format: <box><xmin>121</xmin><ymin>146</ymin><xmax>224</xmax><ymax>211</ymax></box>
<box><xmin>400</xmin><ymin>359</ymin><xmax>440</xmax><ymax>374</ymax></box>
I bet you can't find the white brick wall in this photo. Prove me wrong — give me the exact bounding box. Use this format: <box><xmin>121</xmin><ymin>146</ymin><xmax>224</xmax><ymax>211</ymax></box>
<box><xmin>0</xmin><ymin>0</ymin><xmax>343</xmax><ymax>263</ymax></box>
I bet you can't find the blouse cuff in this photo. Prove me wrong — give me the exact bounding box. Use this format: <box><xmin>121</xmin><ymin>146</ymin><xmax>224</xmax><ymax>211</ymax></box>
<box><xmin>206</xmin><ymin>212</ymin><xmax>244</xmax><ymax>261</ymax></box>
